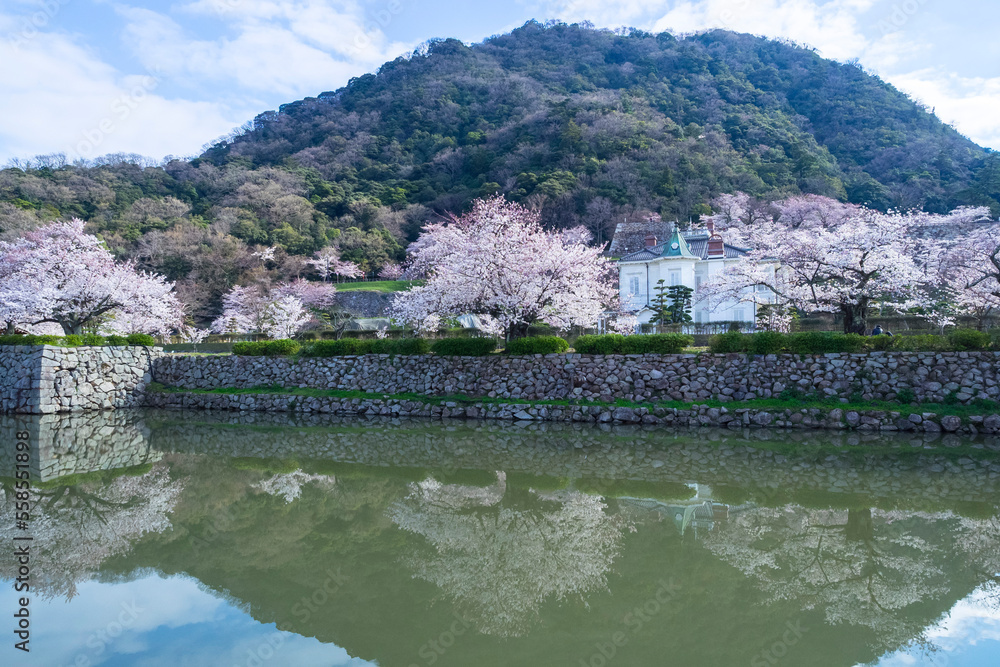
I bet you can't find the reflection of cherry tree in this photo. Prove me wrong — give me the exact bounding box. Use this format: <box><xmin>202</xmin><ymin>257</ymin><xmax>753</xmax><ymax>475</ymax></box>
<box><xmin>389</xmin><ymin>472</ymin><xmax>629</xmax><ymax>637</ymax></box>
<box><xmin>702</xmin><ymin>506</ymin><xmax>949</xmax><ymax>652</ymax></box>
<box><xmin>0</xmin><ymin>465</ymin><xmax>185</xmax><ymax>600</ymax></box>
<box><xmin>252</xmin><ymin>471</ymin><xmax>337</xmax><ymax>503</ymax></box>
<box><xmin>955</xmin><ymin>515</ymin><xmax>1000</xmax><ymax>608</ymax></box>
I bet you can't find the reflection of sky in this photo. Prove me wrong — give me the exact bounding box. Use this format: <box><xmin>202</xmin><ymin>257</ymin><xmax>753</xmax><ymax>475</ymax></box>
<box><xmin>0</xmin><ymin>574</ymin><xmax>374</xmax><ymax>667</ymax></box>
<box><xmin>871</xmin><ymin>587</ymin><xmax>1000</xmax><ymax>667</ymax></box>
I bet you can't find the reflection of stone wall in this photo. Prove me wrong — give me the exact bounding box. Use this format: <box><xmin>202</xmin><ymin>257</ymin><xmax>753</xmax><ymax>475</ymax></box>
<box><xmin>153</xmin><ymin>351</ymin><xmax>1000</xmax><ymax>406</ymax></box>
<box><xmin>0</xmin><ymin>346</ymin><xmax>162</xmax><ymax>414</ymax></box>
<box><xmin>146</xmin><ymin>384</ymin><xmax>1000</xmax><ymax>435</ymax></box>
<box><xmin>0</xmin><ymin>411</ymin><xmax>158</xmax><ymax>481</ymax></box>
<box><xmin>146</xmin><ymin>411</ymin><xmax>1000</xmax><ymax>507</ymax></box>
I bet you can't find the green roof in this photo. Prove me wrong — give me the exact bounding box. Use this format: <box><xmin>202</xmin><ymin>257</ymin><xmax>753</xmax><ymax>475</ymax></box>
<box><xmin>660</xmin><ymin>228</ymin><xmax>696</xmax><ymax>258</ymax></box>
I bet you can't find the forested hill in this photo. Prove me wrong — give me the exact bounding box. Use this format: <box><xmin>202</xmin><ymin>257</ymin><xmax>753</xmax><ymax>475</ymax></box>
<box><xmin>2</xmin><ymin>21</ymin><xmax>999</xmax><ymax>321</ymax></box>
<box><xmin>207</xmin><ymin>22</ymin><xmax>997</xmax><ymax>222</ymax></box>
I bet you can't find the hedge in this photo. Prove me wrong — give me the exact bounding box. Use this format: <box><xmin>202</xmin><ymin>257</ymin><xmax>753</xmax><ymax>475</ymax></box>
<box><xmin>948</xmin><ymin>329</ymin><xmax>991</xmax><ymax>350</ymax></box>
<box><xmin>707</xmin><ymin>331</ymin><xmax>995</xmax><ymax>354</ymax></box>
<box><xmin>431</xmin><ymin>338</ymin><xmax>498</xmax><ymax>356</ymax></box>
<box><xmin>0</xmin><ymin>334</ymin><xmax>155</xmax><ymax>347</ymax></box>
<box><xmin>299</xmin><ymin>338</ymin><xmax>431</xmax><ymax>357</ymax></box>
<box><xmin>574</xmin><ymin>333</ymin><xmax>694</xmax><ymax>355</ymax></box>
<box><xmin>505</xmin><ymin>336</ymin><xmax>570</xmax><ymax>355</ymax></box>
<box><xmin>126</xmin><ymin>333</ymin><xmax>158</xmax><ymax>346</ymax></box>
<box><xmin>232</xmin><ymin>340</ymin><xmax>301</xmax><ymax>357</ymax></box>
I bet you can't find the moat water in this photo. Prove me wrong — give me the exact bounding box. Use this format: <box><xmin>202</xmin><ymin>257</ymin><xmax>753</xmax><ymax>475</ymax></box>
<box><xmin>3</xmin><ymin>409</ymin><xmax>1000</xmax><ymax>666</ymax></box>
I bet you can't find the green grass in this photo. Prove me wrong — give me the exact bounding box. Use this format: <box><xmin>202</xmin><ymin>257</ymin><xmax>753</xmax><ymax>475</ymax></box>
<box><xmin>148</xmin><ymin>382</ymin><xmax>1000</xmax><ymax>420</ymax></box>
<box><xmin>333</xmin><ymin>280</ymin><xmax>423</xmax><ymax>293</ymax></box>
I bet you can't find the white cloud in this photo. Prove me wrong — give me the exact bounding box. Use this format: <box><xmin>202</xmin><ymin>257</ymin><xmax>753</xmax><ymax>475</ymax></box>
<box><xmin>890</xmin><ymin>69</ymin><xmax>1000</xmax><ymax>149</ymax></box>
<box><xmin>0</xmin><ymin>20</ymin><xmax>243</xmax><ymax>162</ymax></box>
<box><xmin>118</xmin><ymin>0</ymin><xmax>416</xmax><ymax>97</ymax></box>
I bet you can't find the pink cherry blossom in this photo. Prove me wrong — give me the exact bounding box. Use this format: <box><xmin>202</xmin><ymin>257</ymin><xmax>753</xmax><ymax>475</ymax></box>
<box><xmin>392</xmin><ymin>196</ymin><xmax>617</xmax><ymax>339</ymax></box>
<box><xmin>0</xmin><ymin>219</ymin><xmax>183</xmax><ymax>335</ymax></box>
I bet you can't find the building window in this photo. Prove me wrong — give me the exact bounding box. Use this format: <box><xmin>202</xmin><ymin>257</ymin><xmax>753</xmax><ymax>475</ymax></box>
<box><xmin>695</xmin><ymin>275</ymin><xmax>702</xmax><ymax>291</ymax></box>
<box><xmin>734</xmin><ymin>308</ymin><xmax>745</xmax><ymax>323</ymax></box>
<box><xmin>629</xmin><ymin>276</ymin><xmax>641</xmax><ymax>296</ymax></box>
<box><xmin>669</xmin><ymin>269</ymin><xmax>681</xmax><ymax>286</ymax></box>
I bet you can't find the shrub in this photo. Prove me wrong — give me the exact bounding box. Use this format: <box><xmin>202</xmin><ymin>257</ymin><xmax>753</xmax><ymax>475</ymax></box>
<box><xmin>301</xmin><ymin>339</ymin><xmax>367</xmax><ymax>357</ymax></box>
<box><xmin>894</xmin><ymin>334</ymin><xmax>950</xmax><ymax>352</ymax></box>
<box><xmin>233</xmin><ymin>340</ymin><xmax>301</xmax><ymax>356</ymax></box>
<box><xmin>948</xmin><ymin>328</ymin><xmax>991</xmax><ymax>351</ymax></box>
<box><xmin>786</xmin><ymin>332</ymin><xmax>866</xmax><ymax>353</ymax></box>
<box><xmin>232</xmin><ymin>341</ymin><xmax>266</xmax><ymax>356</ymax></box>
<box><xmin>104</xmin><ymin>335</ymin><xmax>129</xmax><ymax>346</ymax></box>
<box><xmin>369</xmin><ymin>338</ymin><xmax>431</xmax><ymax>355</ymax></box>
<box><xmin>574</xmin><ymin>334</ymin><xmax>625</xmax><ymax>355</ymax></box>
<box><xmin>62</xmin><ymin>334</ymin><xmax>83</xmax><ymax>346</ymax></box>
<box><xmin>622</xmin><ymin>333</ymin><xmax>693</xmax><ymax>354</ymax></box>
<box><xmin>81</xmin><ymin>334</ymin><xmax>105</xmax><ymax>346</ymax></box>
<box><xmin>708</xmin><ymin>331</ymin><xmax>747</xmax><ymax>353</ymax></box>
<box><xmin>869</xmin><ymin>334</ymin><xmax>897</xmax><ymax>351</ymax></box>
<box><xmin>264</xmin><ymin>339</ymin><xmax>301</xmax><ymax>356</ymax></box>
<box><xmin>126</xmin><ymin>333</ymin><xmax>157</xmax><ymax>346</ymax></box>
<box><xmin>431</xmin><ymin>338</ymin><xmax>498</xmax><ymax>356</ymax></box>
<box><xmin>574</xmin><ymin>334</ymin><xmax>693</xmax><ymax>355</ymax></box>
<box><xmin>506</xmin><ymin>336</ymin><xmax>570</xmax><ymax>355</ymax></box>
<box><xmin>29</xmin><ymin>335</ymin><xmax>62</xmax><ymax>346</ymax></box>
<box><xmin>301</xmin><ymin>338</ymin><xmax>430</xmax><ymax>357</ymax></box>
<box><xmin>0</xmin><ymin>335</ymin><xmax>30</xmax><ymax>346</ymax></box>
<box><xmin>746</xmin><ymin>331</ymin><xmax>787</xmax><ymax>355</ymax></box>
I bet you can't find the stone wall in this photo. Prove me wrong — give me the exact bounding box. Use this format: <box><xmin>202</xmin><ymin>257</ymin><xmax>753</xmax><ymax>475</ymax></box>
<box><xmin>0</xmin><ymin>346</ymin><xmax>42</xmax><ymax>413</ymax></box>
<box><xmin>0</xmin><ymin>346</ymin><xmax>162</xmax><ymax>414</ymax></box>
<box><xmin>153</xmin><ymin>351</ymin><xmax>1000</xmax><ymax>405</ymax></box>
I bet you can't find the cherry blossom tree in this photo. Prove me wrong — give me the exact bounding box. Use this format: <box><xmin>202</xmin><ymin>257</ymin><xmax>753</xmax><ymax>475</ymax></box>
<box><xmin>940</xmin><ymin>223</ymin><xmax>1000</xmax><ymax>328</ymax></box>
<box><xmin>703</xmin><ymin>196</ymin><xmax>931</xmax><ymax>334</ymax></box>
<box><xmin>392</xmin><ymin>196</ymin><xmax>617</xmax><ymax>339</ymax></box>
<box><xmin>307</xmin><ymin>247</ymin><xmax>363</xmax><ymax>282</ymax></box>
<box><xmin>211</xmin><ymin>279</ymin><xmax>337</xmax><ymax>339</ymax></box>
<box><xmin>0</xmin><ymin>219</ymin><xmax>183</xmax><ymax>335</ymax></box>
<box><xmin>378</xmin><ymin>261</ymin><xmax>403</xmax><ymax>280</ymax></box>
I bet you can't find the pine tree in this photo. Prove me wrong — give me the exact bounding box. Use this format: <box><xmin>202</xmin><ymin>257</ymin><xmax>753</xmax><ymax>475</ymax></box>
<box><xmin>666</xmin><ymin>285</ymin><xmax>694</xmax><ymax>324</ymax></box>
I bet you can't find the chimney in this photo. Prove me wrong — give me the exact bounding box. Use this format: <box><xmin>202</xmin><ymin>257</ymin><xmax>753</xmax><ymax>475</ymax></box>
<box><xmin>644</xmin><ymin>234</ymin><xmax>657</xmax><ymax>248</ymax></box>
<box><xmin>707</xmin><ymin>226</ymin><xmax>725</xmax><ymax>258</ymax></box>
<box><xmin>706</xmin><ymin>220</ymin><xmax>715</xmax><ymax>234</ymax></box>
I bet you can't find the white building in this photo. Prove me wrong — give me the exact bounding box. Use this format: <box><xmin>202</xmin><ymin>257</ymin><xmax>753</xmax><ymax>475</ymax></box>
<box><xmin>617</xmin><ymin>223</ymin><xmax>773</xmax><ymax>325</ymax></box>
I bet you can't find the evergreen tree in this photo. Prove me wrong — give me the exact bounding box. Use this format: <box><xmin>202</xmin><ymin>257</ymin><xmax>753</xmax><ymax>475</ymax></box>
<box><xmin>666</xmin><ymin>285</ymin><xmax>694</xmax><ymax>324</ymax></box>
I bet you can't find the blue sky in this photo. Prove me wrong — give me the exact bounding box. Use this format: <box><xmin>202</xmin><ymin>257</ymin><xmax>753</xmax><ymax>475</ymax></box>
<box><xmin>1</xmin><ymin>0</ymin><xmax>998</xmax><ymax>163</ymax></box>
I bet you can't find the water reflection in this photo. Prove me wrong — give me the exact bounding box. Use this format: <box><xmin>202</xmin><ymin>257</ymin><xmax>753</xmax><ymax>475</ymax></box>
<box><xmin>390</xmin><ymin>473</ymin><xmax>629</xmax><ymax>637</ymax></box>
<box><xmin>2</xmin><ymin>410</ymin><xmax>1000</xmax><ymax>666</ymax></box>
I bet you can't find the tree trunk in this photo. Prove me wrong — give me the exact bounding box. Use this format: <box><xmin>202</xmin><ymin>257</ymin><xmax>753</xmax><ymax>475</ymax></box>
<box><xmin>841</xmin><ymin>300</ymin><xmax>870</xmax><ymax>335</ymax></box>
<box><xmin>845</xmin><ymin>508</ymin><xmax>874</xmax><ymax>543</ymax></box>
<box><xmin>507</xmin><ymin>321</ymin><xmax>531</xmax><ymax>341</ymax></box>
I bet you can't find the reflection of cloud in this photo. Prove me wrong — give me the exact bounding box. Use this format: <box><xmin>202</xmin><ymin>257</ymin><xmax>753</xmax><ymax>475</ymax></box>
<box><xmin>926</xmin><ymin>588</ymin><xmax>1000</xmax><ymax>647</ymax></box>
<box><xmin>0</xmin><ymin>573</ymin><xmax>373</xmax><ymax>667</ymax></box>
<box><xmin>874</xmin><ymin>586</ymin><xmax>1000</xmax><ymax>666</ymax></box>
<box><xmin>390</xmin><ymin>473</ymin><xmax>629</xmax><ymax>637</ymax></box>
